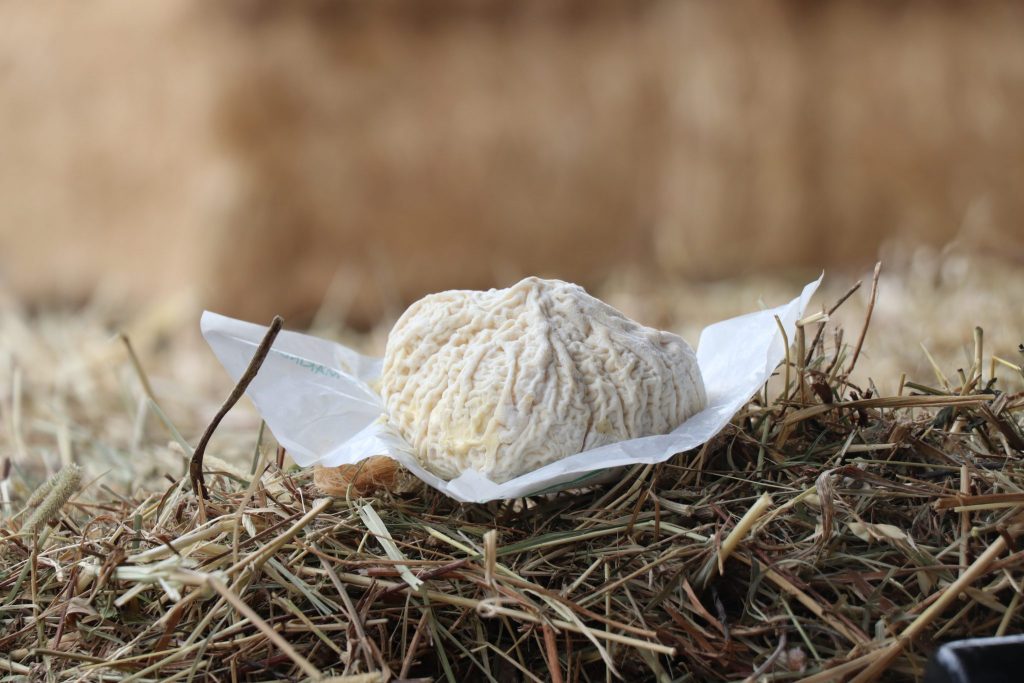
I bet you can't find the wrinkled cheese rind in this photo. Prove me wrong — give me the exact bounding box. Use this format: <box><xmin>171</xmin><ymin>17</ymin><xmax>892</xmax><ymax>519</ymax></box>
<box><xmin>381</xmin><ymin>277</ymin><xmax>707</xmax><ymax>483</ymax></box>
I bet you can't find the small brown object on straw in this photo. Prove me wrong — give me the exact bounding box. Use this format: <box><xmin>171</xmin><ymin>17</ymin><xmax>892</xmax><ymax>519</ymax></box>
<box><xmin>313</xmin><ymin>456</ymin><xmax>402</xmax><ymax>497</ymax></box>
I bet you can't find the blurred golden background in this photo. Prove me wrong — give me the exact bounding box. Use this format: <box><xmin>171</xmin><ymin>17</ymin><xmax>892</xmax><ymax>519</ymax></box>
<box><xmin>2</xmin><ymin>1</ymin><xmax>1022</xmax><ymax>321</ymax></box>
<box><xmin>1</xmin><ymin>1</ymin><xmax>1023</xmax><ymax>392</ymax></box>
<box><xmin>0</xmin><ymin>0</ymin><xmax>1023</xmax><ymax>491</ymax></box>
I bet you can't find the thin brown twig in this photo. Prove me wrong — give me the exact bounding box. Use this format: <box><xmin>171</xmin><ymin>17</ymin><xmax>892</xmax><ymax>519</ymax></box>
<box><xmin>846</xmin><ymin>262</ymin><xmax>881</xmax><ymax>376</ymax></box>
<box><xmin>806</xmin><ymin>278</ymin><xmax>862</xmax><ymax>367</ymax></box>
<box><xmin>190</xmin><ymin>315</ymin><xmax>283</xmax><ymax>500</ymax></box>
<box><xmin>543</xmin><ymin>623</ymin><xmax>565</xmax><ymax>683</ymax></box>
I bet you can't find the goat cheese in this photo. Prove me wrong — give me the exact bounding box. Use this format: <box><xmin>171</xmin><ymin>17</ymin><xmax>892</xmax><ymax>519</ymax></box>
<box><xmin>381</xmin><ymin>277</ymin><xmax>706</xmax><ymax>483</ymax></box>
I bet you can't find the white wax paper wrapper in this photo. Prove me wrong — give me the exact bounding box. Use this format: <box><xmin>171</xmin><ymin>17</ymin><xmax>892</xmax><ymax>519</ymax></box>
<box><xmin>201</xmin><ymin>277</ymin><xmax>821</xmax><ymax>503</ymax></box>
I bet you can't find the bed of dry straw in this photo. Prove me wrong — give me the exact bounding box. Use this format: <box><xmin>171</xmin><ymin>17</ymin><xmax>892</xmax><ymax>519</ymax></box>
<box><xmin>3</xmin><ymin>260</ymin><xmax>1024</xmax><ymax>682</ymax></box>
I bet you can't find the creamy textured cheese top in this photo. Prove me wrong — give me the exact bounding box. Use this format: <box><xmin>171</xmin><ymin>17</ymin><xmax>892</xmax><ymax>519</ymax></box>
<box><xmin>380</xmin><ymin>277</ymin><xmax>707</xmax><ymax>483</ymax></box>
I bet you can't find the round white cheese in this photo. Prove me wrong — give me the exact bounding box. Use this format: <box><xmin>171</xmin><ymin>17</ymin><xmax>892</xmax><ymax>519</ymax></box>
<box><xmin>381</xmin><ymin>277</ymin><xmax>707</xmax><ymax>483</ymax></box>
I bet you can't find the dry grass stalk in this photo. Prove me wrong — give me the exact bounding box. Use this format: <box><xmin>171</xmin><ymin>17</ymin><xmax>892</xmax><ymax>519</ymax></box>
<box><xmin>848</xmin><ymin>533</ymin><xmax>1013</xmax><ymax>682</ymax></box>
<box><xmin>845</xmin><ymin>262</ymin><xmax>881</xmax><ymax>376</ymax></box>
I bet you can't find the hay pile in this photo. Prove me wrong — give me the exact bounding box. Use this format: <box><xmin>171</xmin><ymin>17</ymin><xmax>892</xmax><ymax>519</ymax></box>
<box><xmin>3</xmin><ymin>273</ymin><xmax>1024</xmax><ymax>681</ymax></box>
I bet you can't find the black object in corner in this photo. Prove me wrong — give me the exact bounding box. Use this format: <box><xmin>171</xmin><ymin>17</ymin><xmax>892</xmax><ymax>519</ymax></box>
<box><xmin>925</xmin><ymin>634</ymin><xmax>1024</xmax><ymax>683</ymax></box>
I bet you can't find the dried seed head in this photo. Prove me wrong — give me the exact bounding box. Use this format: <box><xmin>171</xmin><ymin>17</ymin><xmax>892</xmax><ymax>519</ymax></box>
<box><xmin>23</xmin><ymin>463</ymin><xmax>82</xmax><ymax>536</ymax></box>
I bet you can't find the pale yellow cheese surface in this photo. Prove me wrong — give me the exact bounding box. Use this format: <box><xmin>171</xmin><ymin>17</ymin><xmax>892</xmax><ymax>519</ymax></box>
<box><xmin>381</xmin><ymin>277</ymin><xmax>707</xmax><ymax>483</ymax></box>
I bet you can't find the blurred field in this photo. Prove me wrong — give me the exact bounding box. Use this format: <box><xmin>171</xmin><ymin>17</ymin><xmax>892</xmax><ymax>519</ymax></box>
<box><xmin>1</xmin><ymin>1</ymin><xmax>1023</xmax><ymax>326</ymax></box>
